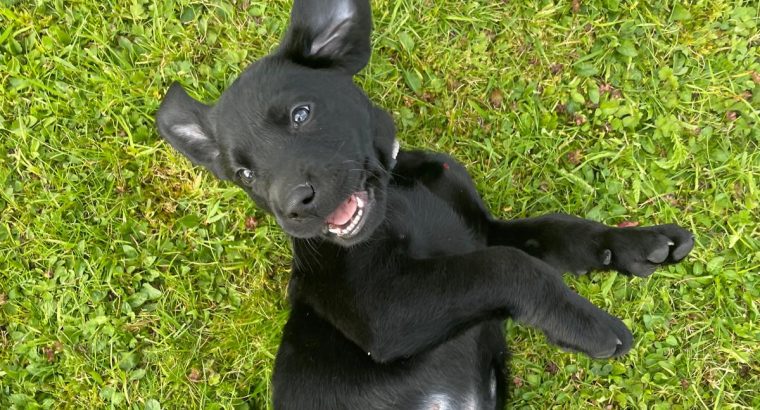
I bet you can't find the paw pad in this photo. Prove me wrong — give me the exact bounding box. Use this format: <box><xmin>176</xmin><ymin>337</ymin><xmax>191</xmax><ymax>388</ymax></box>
<box><xmin>670</xmin><ymin>235</ymin><xmax>695</xmax><ymax>262</ymax></box>
<box><xmin>646</xmin><ymin>245</ymin><xmax>669</xmax><ymax>264</ymax></box>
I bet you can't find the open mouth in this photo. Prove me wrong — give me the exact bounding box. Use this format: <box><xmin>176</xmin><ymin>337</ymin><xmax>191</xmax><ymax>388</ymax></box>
<box><xmin>324</xmin><ymin>190</ymin><xmax>372</xmax><ymax>239</ymax></box>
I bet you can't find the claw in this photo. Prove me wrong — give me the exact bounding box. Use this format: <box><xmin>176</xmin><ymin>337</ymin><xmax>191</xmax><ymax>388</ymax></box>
<box><xmin>602</xmin><ymin>249</ymin><xmax>612</xmax><ymax>266</ymax></box>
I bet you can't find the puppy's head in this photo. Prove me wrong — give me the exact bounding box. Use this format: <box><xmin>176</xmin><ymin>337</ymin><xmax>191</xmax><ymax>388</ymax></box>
<box><xmin>156</xmin><ymin>0</ymin><xmax>397</xmax><ymax>246</ymax></box>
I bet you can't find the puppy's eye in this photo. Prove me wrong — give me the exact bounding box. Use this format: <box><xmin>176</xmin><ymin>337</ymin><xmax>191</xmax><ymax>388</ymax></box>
<box><xmin>236</xmin><ymin>168</ymin><xmax>255</xmax><ymax>184</ymax></box>
<box><xmin>291</xmin><ymin>105</ymin><xmax>311</xmax><ymax>125</ymax></box>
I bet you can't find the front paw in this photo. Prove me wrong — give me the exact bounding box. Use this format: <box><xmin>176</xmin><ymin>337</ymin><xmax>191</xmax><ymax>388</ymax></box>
<box><xmin>599</xmin><ymin>224</ymin><xmax>695</xmax><ymax>277</ymax></box>
<box><xmin>544</xmin><ymin>296</ymin><xmax>633</xmax><ymax>359</ymax></box>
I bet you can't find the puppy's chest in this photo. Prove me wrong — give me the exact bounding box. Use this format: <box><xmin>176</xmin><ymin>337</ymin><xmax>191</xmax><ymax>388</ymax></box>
<box><xmin>387</xmin><ymin>187</ymin><xmax>481</xmax><ymax>259</ymax></box>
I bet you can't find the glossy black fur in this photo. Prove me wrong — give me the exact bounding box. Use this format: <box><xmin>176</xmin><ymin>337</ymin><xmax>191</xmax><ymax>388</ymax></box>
<box><xmin>155</xmin><ymin>1</ymin><xmax>695</xmax><ymax>408</ymax></box>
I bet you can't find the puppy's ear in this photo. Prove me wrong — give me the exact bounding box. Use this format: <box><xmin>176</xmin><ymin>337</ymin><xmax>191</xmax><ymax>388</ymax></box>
<box><xmin>279</xmin><ymin>0</ymin><xmax>372</xmax><ymax>75</ymax></box>
<box><xmin>156</xmin><ymin>83</ymin><xmax>228</xmax><ymax>180</ymax></box>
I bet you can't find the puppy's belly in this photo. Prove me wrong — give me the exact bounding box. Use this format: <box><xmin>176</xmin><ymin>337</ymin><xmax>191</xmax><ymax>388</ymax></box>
<box><xmin>273</xmin><ymin>305</ymin><xmax>503</xmax><ymax>410</ymax></box>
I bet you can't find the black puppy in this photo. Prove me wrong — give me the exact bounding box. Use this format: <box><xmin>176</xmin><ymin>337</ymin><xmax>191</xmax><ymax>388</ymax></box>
<box><xmin>156</xmin><ymin>0</ymin><xmax>694</xmax><ymax>408</ymax></box>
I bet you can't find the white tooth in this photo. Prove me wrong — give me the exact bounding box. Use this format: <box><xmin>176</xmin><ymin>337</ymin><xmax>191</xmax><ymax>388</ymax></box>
<box><xmin>356</xmin><ymin>196</ymin><xmax>364</xmax><ymax>208</ymax></box>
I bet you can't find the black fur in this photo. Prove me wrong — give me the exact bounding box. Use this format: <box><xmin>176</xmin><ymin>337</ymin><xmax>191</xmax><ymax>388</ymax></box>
<box><xmin>156</xmin><ymin>1</ymin><xmax>694</xmax><ymax>408</ymax></box>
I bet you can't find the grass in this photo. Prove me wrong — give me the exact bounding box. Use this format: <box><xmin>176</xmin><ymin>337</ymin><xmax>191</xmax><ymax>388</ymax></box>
<box><xmin>1</xmin><ymin>0</ymin><xmax>758</xmax><ymax>408</ymax></box>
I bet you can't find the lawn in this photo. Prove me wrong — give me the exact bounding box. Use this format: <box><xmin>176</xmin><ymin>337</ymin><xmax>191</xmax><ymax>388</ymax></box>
<box><xmin>1</xmin><ymin>0</ymin><xmax>758</xmax><ymax>408</ymax></box>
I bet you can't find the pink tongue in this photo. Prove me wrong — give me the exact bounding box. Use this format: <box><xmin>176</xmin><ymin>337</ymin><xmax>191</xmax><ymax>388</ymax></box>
<box><xmin>326</xmin><ymin>195</ymin><xmax>357</xmax><ymax>226</ymax></box>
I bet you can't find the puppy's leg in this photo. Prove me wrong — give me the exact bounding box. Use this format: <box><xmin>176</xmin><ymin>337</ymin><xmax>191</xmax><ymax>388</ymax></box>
<box><xmin>297</xmin><ymin>246</ymin><xmax>633</xmax><ymax>362</ymax></box>
<box><xmin>393</xmin><ymin>150</ymin><xmax>493</xmax><ymax>235</ymax></box>
<box><xmin>394</xmin><ymin>150</ymin><xmax>694</xmax><ymax>277</ymax></box>
<box><xmin>487</xmin><ymin>214</ymin><xmax>695</xmax><ymax>277</ymax></box>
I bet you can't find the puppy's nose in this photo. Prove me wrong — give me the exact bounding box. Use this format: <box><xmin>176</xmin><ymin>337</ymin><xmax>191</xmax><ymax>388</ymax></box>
<box><xmin>283</xmin><ymin>183</ymin><xmax>316</xmax><ymax>219</ymax></box>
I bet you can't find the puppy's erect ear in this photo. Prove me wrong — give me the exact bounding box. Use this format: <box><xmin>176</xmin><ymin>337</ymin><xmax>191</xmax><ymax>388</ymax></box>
<box><xmin>156</xmin><ymin>83</ymin><xmax>228</xmax><ymax>180</ymax></box>
<box><xmin>279</xmin><ymin>0</ymin><xmax>372</xmax><ymax>75</ymax></box>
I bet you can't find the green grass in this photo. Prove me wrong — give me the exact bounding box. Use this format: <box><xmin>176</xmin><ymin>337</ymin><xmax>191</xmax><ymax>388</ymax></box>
<box><xmin>1</xmin><ymin>0</ymin><xmax>759</xmax><ymax>408</ymax></box>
